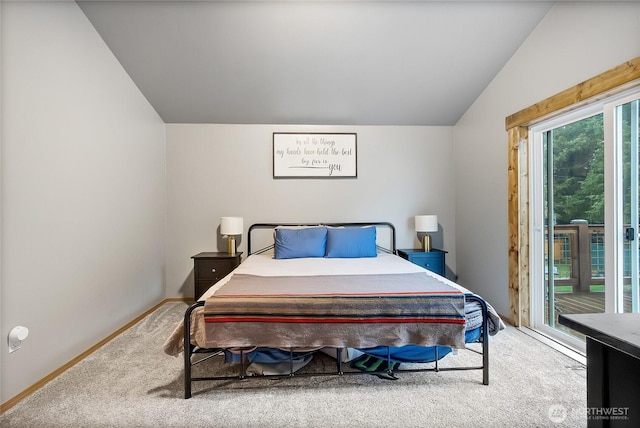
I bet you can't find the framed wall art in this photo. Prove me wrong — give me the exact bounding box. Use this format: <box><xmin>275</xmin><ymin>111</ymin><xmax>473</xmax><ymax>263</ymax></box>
<box><xmin>273</xmin><ymin>132</ymin><xmax>357</xmax><ymax>178</ymax></box>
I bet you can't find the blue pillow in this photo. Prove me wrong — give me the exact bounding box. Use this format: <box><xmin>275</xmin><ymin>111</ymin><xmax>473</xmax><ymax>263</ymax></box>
<box><xmin>274</xmin><ymin>227</ymin><xmax>327</xmax><ymax>259</ymax></box>
<box><xmin>325</xmin><ymin>227</ymin><xmax>377</xmax><ymax>258</ymax></box>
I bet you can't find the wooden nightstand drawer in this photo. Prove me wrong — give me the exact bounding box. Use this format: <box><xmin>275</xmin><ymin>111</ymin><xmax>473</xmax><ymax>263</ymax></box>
<box><xmin>410</xmin><ymin>255</ymin><xmax>444</xmax><ymax>274</ymax></box>
<box><xmin>195</xmin><ymin>280</ymin><xmax>220</xmax><ymax>297</ymax></box>
<box><xmin>192</xmin><ymin>252</ymin><xmax>242</xmax><ymax>300</ymax></box>
<box><xmin>397</xmin><ymin>249</ymin><xmax>447</xmax><ymax>277</ymax></box>
<box><xmin>196</xmin><ymin>259</ymin><xmax>236</xmax><ymax>280</ymax></box>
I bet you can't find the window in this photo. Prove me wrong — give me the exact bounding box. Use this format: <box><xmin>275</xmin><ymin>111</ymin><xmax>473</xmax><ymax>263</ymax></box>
<box><xmin>505</xmin><ymin>57</ymin><xmax>640</xmax><ymax>333</ymax></box>
<box><xmin>529</xmin><ymin>88</ymin><xmax>639</xmax><ymax>351</ymax></box>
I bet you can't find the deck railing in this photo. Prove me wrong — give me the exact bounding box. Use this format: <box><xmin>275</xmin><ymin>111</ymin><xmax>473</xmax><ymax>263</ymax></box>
<box><xmin>547</xmin><ymin>222</ymin><xmax>635</xmax><ymax>292</ymax></box>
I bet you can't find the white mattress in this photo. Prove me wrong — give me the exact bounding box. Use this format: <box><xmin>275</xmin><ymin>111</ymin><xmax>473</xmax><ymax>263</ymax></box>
<box><xmin>199</xmin><ymin>250</ymin><xmax>471</xmax><ymax>300</ymax></box>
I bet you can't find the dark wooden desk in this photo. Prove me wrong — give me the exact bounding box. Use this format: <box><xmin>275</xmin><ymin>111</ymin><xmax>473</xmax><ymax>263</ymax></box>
<box><xmin>558</xmin><ymin>313</ymin><xmax>640</xmax><ymax>427</ymax></box>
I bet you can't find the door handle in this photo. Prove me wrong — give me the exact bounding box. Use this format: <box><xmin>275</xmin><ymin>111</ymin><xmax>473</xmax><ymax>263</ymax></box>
<box><xmin>625</xmin><ymin>227</ymin><xmax>635</xmax><ymax>241</ymax></box>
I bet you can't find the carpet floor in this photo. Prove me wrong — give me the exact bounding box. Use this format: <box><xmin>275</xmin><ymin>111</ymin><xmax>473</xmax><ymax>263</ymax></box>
<box><xmin>0</xmin><ymin>301</ymin><xmax>588</xmax><ymax>427</ymax></box>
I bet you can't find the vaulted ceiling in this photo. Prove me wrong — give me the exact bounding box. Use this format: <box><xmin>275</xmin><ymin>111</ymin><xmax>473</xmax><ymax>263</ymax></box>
<box><xmin>78</xmin><ymin>1</ymin><xmax>554</xmax><ymax>125</ymax></box>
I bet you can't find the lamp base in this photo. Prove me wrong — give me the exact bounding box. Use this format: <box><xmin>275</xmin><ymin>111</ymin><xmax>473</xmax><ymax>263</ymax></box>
<box><xmin>422</xmin><ymin>234</ymin><xmax>432</xmax><ymax>252</ymax></box>
<box><xmin>227</xmin><ymin>236</ymin><xmax>236</xmax><ymax>255</ymax></box>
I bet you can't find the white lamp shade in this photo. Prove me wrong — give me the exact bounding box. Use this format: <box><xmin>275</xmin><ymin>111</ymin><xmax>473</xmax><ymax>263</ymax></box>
<box><xmin>415</xmin><ymin>215</ymin><xmax>438</xmax><ymax>233</ymax></box>
<box><xmin>220</xmin><ymin>217</ymin><xmax>243</xmax><ymax>236</ymax></box>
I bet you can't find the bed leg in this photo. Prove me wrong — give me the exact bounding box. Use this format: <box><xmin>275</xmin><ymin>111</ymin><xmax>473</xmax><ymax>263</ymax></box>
<box><xmin>482</xmin><ymin>324</ymin><xmax>489</xmax><ymax>385</ymax></box>
<box><xmin>336</xmin><ymin>348</ymin><xmax>343</xmax><ymax>374</ymax></box>
<box><xmin>480</xmin><ymin>297</ymin><xmax>490</xmax><ymax>385</ymax></box>
<box><xmin>466</xmin><ymin>293</ymin><xmax>490</xmax><ymax>385</ymax></box>
<box><xmin>289</xmin><ymin>349</ymin><xmax>295</xmax><ymax>377</ymax></box>
<box><xmin>240</xmin><ymin>349</ymin><xmax>246</xmax><ymax>379</ymax></box>
<box><xmin>184</xmin><ymin>343</ymin><xmax>193</xmax><ymax>399</ymax></box>
<box><xmin>183</xmin><ymin>301</ymin><xmax>204</xmax><ymax>399</ymax></box>
<box><xmin>184</xmin><ymin>303</ymin><xmax>195</xmax><ymax>399</ymax></box>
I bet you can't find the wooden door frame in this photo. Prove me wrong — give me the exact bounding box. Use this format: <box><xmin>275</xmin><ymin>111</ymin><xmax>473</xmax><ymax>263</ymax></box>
<box><xmin>505</xmin><ymin>57</ymin><xmax>640</xmax><ymax>327</ymax></box>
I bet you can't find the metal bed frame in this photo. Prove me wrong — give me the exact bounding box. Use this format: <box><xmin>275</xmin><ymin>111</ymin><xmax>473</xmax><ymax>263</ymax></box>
<box><xmin>183</xmin><ymin>222</ymin><xmax>489</xmax><ymax>399</ymax></box>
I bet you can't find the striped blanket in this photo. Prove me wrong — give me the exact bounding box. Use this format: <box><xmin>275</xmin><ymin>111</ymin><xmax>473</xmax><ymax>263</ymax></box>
<box><xmin>202</xmin><ymin>273</ymin><xmax>467</xmax><ymax>350</ymax></box>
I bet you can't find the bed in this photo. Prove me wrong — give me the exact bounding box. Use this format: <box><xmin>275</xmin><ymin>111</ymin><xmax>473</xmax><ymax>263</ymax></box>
<box><xmin>163</xmin><ymin>222</ymin><xmax>504</xmax><ymax>398</ymax></box>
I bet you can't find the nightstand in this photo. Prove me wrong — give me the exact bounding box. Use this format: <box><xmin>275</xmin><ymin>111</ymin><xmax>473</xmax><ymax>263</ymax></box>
<box><xmin>192</xmin><ymin>252</ymin><xmax>242</xmax><ymax>299</ymax></box>
<box><xmin>397</xmin><ymin>249</ymin><xmax>447</xmax><ymax>277</ymax></box>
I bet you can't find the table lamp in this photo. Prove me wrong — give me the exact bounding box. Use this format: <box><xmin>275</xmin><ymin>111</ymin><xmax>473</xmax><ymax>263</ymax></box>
<box><xmin>415</xmin><ymin>215</ymin><xmax>438</xmax><ymax>252</ymax></box>
<box><xmin>220</xmin><ymin>216</ymin><xmax>243</xmax><ymax>255</ymax></box>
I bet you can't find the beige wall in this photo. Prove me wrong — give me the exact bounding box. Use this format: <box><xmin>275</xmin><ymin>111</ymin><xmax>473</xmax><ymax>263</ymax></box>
<box><xmin>1</xmin><ymin>1</ymin><xmax>166</xmax><ymax>403</ymax></box>
<box><xmin>165</xmin><ymin>124</ymin><xmax>455</xmax><ymax>298</ymax></box>
<box><xmin>454</xmin><ymin>2</ymin><xmax>640</xmax><ymax>316</ymax></box>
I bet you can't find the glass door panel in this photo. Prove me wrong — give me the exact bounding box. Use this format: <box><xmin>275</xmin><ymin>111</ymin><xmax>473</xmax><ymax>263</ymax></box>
<box><xmin>543</xmin><ymin>114</ymin><xmax>605</xmax><ymax>339</ymax></box>
<box><xmin>616</xmin><ymin>97</ymin><xmax>639</xmax><ymax>313</ymax></box>
<box><xmin>532</xmin><ymin>89</ymin><xmax>640</xmax><ymax>351</ymax></box>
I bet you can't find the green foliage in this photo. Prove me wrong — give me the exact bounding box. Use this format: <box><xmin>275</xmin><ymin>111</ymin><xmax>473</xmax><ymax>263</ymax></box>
<box><xmin>548</xmin><ymin>114</ymin><xmax>605</xmax><ymax>224</ymax></box>
<box><xmin>546</xmin><ymin>107</ymin><xmax>637</xmax><ymax>225</ymax></box>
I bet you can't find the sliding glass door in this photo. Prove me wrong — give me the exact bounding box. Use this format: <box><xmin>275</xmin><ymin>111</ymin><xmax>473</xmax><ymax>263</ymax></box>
<box><xmin>606</xmin><ymin>94</ymin><xmax>640</xmax><ymax>314</ymax></box>
<box><xmin>535</xmin><ymin>112</ymin><xmax>605</xmax><ymax>344</ymax></box>
<box><xmin>531</xmin><ymin>89</ymin><xmax>640</xmax><ymax>350</ymax></box>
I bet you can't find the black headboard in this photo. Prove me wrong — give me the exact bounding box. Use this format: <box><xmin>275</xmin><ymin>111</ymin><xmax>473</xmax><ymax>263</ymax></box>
<box><xmin>247</xmin><ymin>222</ymin><xmax>396</xmax><ymax>255</ymax></box>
